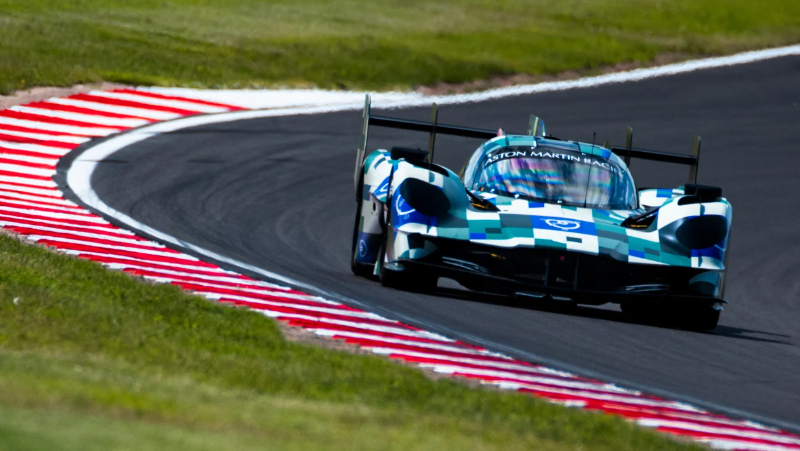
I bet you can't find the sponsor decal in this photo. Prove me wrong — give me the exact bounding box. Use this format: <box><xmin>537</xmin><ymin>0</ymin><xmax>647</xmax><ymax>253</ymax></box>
<box><xmin>395</xmin><ymin>194</ymin><xmax>415</xmax><ymax>216</ymax></box>
<box><xmin>358</xmin><ymin>239</ymin><xmax>368</xmax><ymax>257</ymax></box>
<box><xmin>544</xmin><ymin>219</ymin><xmax>580</xmax><ymax>230</ymax></box>
<box><xmin>483</xmin><ymin>146</ymin><xmax>621</xmax><ymax>175</ymax></box>
<box><xmin>392</xmin><ymin>191</ymin><xmax>437</xmax><ymax>229</ymax></box>
<box><xmin>487</xmin><ymin>149</ymin><xmax>611</xmax><ymax>168</ymax></box>
<box><xmin>533</xmin><ymin>216</ymin><xmax>596</xmax><ymax>235</ymax></box>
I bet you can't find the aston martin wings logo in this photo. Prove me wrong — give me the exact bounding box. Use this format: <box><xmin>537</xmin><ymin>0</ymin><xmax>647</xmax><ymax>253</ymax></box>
<box><xmin>395</xmin><ymin>195</ymin><xmax>415</xmax><ymax>216</ymax></box>
<box><xmin>544</xmin><ymin>219</ymin><xmax>581</xmax><ymax>231</ymax></box>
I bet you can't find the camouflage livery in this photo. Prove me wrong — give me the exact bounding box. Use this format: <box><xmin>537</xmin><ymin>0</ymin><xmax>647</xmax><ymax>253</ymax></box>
<box><xmin>354</xmin><ymin>135</ymin><xmax>732</xmax><ymax>302</ymax></box>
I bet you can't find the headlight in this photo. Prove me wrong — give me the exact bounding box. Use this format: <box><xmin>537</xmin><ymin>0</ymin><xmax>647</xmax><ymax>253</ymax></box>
<box><xmin>621</xmin><ymin>208</ymin><xmax>659</xmax><ymax>229</ymax></box>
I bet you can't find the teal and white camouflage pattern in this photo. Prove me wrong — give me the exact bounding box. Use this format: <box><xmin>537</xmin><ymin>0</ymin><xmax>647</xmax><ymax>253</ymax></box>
<box><xmin>354</xmin><ymin>135</ymin><xmax>731</xmax><ymax>300</ymax></box>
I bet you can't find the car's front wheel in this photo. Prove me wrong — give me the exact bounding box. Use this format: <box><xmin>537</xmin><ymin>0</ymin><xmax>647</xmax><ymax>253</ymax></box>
<box><xmin>379</xmin><ymin>260</ymin><xmax>438</xmax><ymax>293</ymax></box>
<box><xmin>378</xmin><ymin>235</ymin><xmax>437</xmax><ymax>293</ymax></box>
<box><xmin>621</xmin><ymin>301</ymin><xmax>720</xmax><ymax>331</ymax></box>
<box><xmin>679</xmin><ymin>304</ymin><xmax>721</xmax><ymax>331</ymax></box>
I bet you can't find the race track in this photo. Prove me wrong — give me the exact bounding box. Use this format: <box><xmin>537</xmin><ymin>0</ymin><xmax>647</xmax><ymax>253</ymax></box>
<box><xmin>86</xmin><ymin>55</ymin><xmax>800</xmax><ymax>429</ymax></box>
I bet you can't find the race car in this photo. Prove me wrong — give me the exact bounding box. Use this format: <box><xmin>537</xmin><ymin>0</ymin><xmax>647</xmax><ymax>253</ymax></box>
<box><xmin>350</xmin><ymin>96</ymin><xmax>731</xmax><ymax>331</ymax></box>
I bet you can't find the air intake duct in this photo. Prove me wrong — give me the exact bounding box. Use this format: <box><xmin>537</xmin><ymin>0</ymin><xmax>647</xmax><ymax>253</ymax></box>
<box><xmin>399</xmin><ymin>179</ymin><xmax>450</xmax><ymax>217</ymax></box>
<box><xmin>675</xmin><ymin>215</ymin><xmax>728</xmax><ymax>249</ymax></box>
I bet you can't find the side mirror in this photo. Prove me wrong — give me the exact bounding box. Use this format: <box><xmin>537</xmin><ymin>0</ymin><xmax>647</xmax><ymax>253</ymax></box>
<box><xmin>390</xmin><ymin>147</ymin><xmax>429</xmax><ymax>162</ymax></box>
<box><xmin>684</xmin><ymin>184</ymin><xmax>722</xmax><ymax>202</ymax></box>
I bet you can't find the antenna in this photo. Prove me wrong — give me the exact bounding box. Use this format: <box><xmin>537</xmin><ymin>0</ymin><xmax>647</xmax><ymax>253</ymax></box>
<box><xmin>583</xmin><ymin>133</ymin><xmax>597</xmax><ymax>208</ymax></box>
<box><xmin>528</xmin><ymin>115</ymin><xmax>545</xmax><ymax>137</ymax></box>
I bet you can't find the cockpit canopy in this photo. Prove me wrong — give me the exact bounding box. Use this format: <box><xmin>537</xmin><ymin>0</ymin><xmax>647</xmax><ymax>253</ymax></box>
<box><xmin>463</xmin><ymin>140</ymin><xmax>638</xmax><ymax>210</ymax></box>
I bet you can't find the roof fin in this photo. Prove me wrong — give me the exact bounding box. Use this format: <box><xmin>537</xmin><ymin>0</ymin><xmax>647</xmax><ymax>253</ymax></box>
<box><xmin>528</xmin><ymin>115</ymin><xmax>546</xmax><ymax>137</ymax></box>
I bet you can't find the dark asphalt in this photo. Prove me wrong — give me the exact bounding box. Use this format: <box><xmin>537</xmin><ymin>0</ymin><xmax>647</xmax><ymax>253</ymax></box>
<box><xmin>87</xmin><ymin>56</ymin><xmax>800</xmax><ymax>429</ymax></box>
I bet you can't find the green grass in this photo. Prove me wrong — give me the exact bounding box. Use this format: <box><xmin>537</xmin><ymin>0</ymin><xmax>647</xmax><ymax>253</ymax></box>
<box><xmin>0</xmin><ymin>233</ymin><xmax>704</xmax><ymax>450</ymax></box>
<box><xmin>1</xmin><ymin>0</ymin><xmax>800</xmax><ymax>93</ymax></box>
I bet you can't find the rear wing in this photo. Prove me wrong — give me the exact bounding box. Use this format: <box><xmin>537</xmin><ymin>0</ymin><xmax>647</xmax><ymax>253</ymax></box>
<box><xmin>355</xmin><ymin>94</ymin><xmax>502</xmax><ymax>189</ymax></box>
<box><xmin>611</xmin><ymin>127</ymin><xmax>701</xmax><ymax>184</ymax></box>
<box><xmin>354</xmin><ymin>95</ymin><xmax>702</xmax><ymax>190</ymax></box>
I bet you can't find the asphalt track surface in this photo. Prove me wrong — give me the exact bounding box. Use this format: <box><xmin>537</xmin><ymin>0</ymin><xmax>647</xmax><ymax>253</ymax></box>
<box><xmin>90</xmin><ymin>56</ymin><xmax>800</xmax><ymax>429</ymax></box>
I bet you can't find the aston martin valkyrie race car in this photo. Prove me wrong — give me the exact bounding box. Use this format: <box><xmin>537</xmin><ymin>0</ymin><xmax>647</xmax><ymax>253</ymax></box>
<box><xmin>350</xmin><ymin>96</ymin><xmax>731</xmax><ymax>330</ymax></box>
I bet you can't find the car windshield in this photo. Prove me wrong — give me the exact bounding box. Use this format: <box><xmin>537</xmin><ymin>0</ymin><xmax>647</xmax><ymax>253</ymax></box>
<box><xmin>471</xmin><ymin>145</ymin><xmax>637</xmax><ymax>209</ymax></box>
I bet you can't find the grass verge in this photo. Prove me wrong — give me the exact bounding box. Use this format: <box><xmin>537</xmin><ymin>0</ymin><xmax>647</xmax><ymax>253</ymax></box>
<box><xmin>1</xmin><ymin>0</ymin><xmax>800</xmax><ymax>94</ymax></box>
<box><xmin>0</xmin><ymin>232</ymin><xmax>705</xmax><ymax>450</ymax></box>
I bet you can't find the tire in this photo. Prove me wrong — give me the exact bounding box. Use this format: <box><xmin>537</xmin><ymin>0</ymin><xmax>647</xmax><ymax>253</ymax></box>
<box><xmin>351</xmin><ymin>172</ymin><xmax>375</xmax><ymax>278</ymax></box>
<box><xmin>378</xmin><ymin>221</ymin><xmax>437</xmax><ymax>293</ymax></box>
<box><xmin>379</xmin><ymin>257</ymin><xmax>437</xmax><ymax>293</ymax></box>
<box><xmin>680</xmin><ymin>305</ymin><xmax>721</xmax><ymax>331</ymax></box>
<box><xmin>620</xmin><ymin>301</ymin><xmax>656</xmax><ymax>319</ymax></box>
<box><xmin>622</xmin><ymin>301</ymin><xmax>720</xmax><ymax>331</ymax></box>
